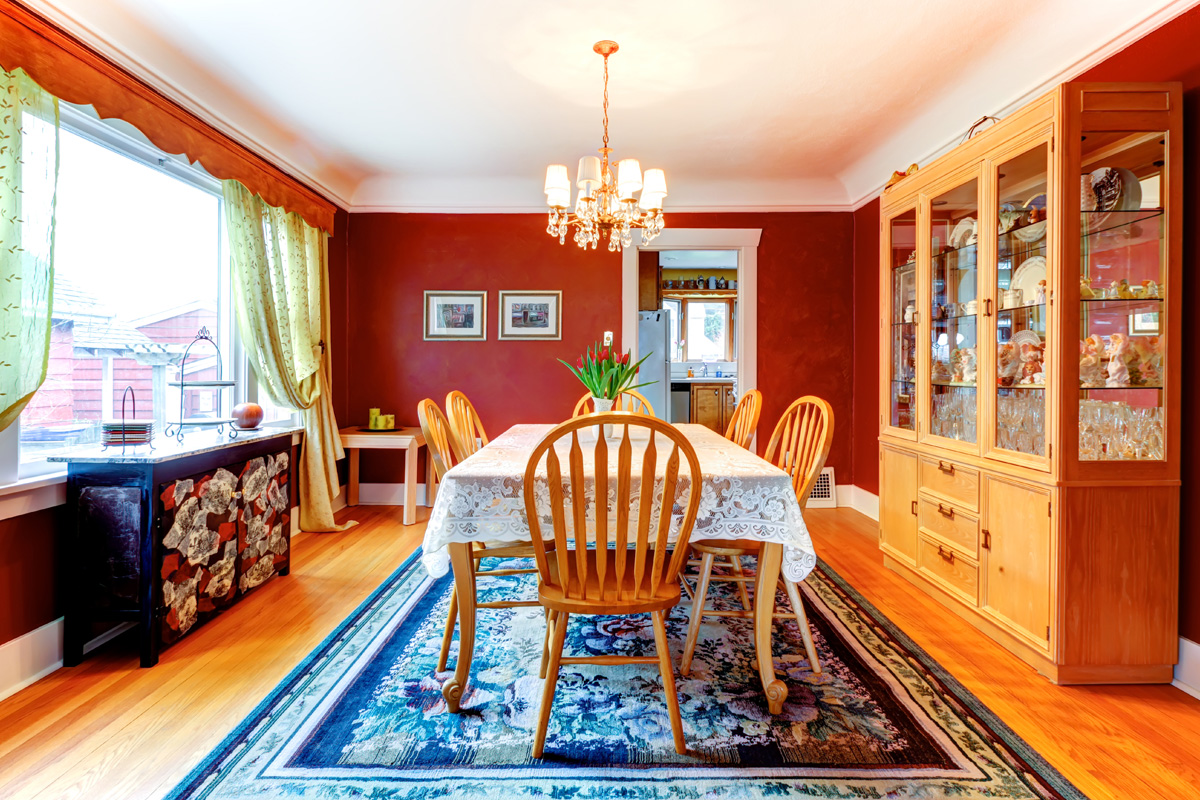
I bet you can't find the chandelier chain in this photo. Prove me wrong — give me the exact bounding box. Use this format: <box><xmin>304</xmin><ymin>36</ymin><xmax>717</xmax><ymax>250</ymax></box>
<box><xmin>601</xmin><ymin>53</ymin><xmax>610</xmax><ymax>154</ymax></box>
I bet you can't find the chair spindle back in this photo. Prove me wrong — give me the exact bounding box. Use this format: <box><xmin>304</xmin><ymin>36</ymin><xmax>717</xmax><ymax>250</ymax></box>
<box><xmin>445</xmin><ymin>390</ymin><xmax>489</xmax><ymax>459</ymax></box>
<box><xmin>417</xmin><ymin>398</ymin><xmax>462</xmax><ymax>482</ymax></box>
<box><xmin>523</xmin><ymin>413</ymin><xmax>702</xmax><ymax>603</ymax></box>
<box><xmin>571</xmin><ymin>390</ymin><xmax>656</xmax><ymax>418</ymax></box>
<box><xmin>723</xmin><ymin>389</ymin><xmax>762</xmax><ymax>450</ymax></box>
<box><xmin>763</xmin><ymin>396</ymin><xmax>834</xmax><ymax>509</ymax></box>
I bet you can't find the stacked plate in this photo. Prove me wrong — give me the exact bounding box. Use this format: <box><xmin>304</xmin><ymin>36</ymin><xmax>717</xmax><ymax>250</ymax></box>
<box><xmin>102</xmin><ymin>419</ymin><xmax>155</xmax><ymax>446</ymax></box>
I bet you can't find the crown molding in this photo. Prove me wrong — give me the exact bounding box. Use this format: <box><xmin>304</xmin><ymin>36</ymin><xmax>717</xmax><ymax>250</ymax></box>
<box><xmin>841</xmin><ymin>0</ymin><xmax>1200</xmax><ymax>208</ymax></box>
<box><xmin>20</xmin><ymin>0</ymin><xmax>352</xmax><ymax>209</ymax></box>
<box><xmin>348</xmin><ymin>202</ymin><xmax>857</xmax><ymax>215</ymax></box>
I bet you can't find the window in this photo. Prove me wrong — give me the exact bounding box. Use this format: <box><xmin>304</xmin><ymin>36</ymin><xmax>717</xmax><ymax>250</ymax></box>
<box><xmin>12</xmin><ymin>107</ymin><xmax>295</xmax><ymax>480</ymax></box>
<box><xmin>663</xmin><ymin>297</ymin><xmax>734</xmax><ymax>362</ymax></box>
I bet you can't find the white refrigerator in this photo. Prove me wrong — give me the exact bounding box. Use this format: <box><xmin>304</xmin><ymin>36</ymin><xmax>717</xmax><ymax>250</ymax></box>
<box><xmin>637</xmin><ymin>310</ymin><xmax>671</xmax><ymax>421</ymax></box>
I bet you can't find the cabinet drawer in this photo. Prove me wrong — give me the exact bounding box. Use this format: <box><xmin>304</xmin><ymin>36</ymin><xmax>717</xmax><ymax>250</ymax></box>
<box><xmin>919</xmin><ymin>456</ymin><xmax>979</xmax><ymax>510</ymax></box>
<box><xmin>918</xmin><ymin>496</ymin><xmax>979</xmax><ymax>557</ymax></box>
<box><xmin>917</xmin><ymin>534</ymin><xmax>979</xmax><ymax>605</ymax></box>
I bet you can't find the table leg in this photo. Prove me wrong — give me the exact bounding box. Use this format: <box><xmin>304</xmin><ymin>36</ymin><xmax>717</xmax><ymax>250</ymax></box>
<box><xmin>347</xmin><ymin>447</ymin><xmax>360</xmax><ymax>507</ymax></box>
<box><xmin>754</xmin><ymin>542</ymin><xmax>788</xmax><ymax>714</ymax></box>
<box><xmin>403</xmin><ymin>444</ymin><xmax>418</xmax><ymax>525</ymax></box>
<box><xmin>442</xmin><ymin>542</ymin><xmax>476</xmax><ymax>712</ymax></box>
<box><xmin>424</xmin><ymin>443</ymin><xmax>437</xmax><ymax>508</ymax></box>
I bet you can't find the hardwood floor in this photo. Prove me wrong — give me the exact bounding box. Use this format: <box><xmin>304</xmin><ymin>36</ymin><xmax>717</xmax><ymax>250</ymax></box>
<box><xmin>0</xmin><ymin>505</ymin><xmax>1197</xmax><ymax>799</ymax></box>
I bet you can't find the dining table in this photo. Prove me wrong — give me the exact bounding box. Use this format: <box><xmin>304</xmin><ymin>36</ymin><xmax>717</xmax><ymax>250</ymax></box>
<box><xmin>421</xmin><ymin>422</ymin><xmax>818</xmax><ymax>715</ymax></box>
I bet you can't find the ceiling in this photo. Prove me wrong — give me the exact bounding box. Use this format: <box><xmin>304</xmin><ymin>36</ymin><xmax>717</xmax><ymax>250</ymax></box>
<box><xmin>29</xmin><ymin>0</ymin><xmax>1196</xmax><ymax>212</ymax></box>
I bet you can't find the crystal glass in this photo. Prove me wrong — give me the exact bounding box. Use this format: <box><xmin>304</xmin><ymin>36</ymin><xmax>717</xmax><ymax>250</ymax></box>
<box><xmin>888</xmin><ymin>208</ymin><xmax>917</xmax><ymax>431</ymax></box>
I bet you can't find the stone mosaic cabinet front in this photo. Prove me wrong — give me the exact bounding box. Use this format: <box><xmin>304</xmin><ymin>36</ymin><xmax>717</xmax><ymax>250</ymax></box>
<box><xmin>158</xmin><ymin>450</ymin><xmax>291</xmax><ymax>646</ymax></box>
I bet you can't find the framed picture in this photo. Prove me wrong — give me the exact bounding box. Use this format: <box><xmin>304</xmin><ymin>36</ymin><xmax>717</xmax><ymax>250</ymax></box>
<box><xmin>1129</xmin><ymin>311</ymin><xmax>1160</xmax><ymax>336</ymax></box>
<box><xmin>498</xmin><ymin>290</ymin><xmax>562</xmax><ymax>340</ymax></box>
<box><xmin>424</xmin><ymin>291</ymin><xmax>487</xmax><ymax>341</ymax></box>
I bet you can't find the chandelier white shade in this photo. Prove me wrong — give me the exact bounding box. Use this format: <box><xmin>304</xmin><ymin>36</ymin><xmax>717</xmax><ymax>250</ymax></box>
<box><xmin>543</xmin><ymin>41</ymin><xmax>667</xmax><ymax>252</ymax></box>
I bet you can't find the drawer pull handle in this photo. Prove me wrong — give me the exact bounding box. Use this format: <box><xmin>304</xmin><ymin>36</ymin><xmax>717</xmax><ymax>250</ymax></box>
<box><xmin>937</xmin><ymin>545</ymin><xmax>956</xmax><ymax>564</ymax></box>
<box><xmin>937</xmin><ymin>503</ymin><xmax>955</xmax><ymax>519</ymax></box>
<box><xmin>911</xmin><ymin>500</ymin><xmax>918</xmax><ymax>516</ymax></box>
<box><xmin>937</xmin><ymin>460</ymin><xmax>955</xmax><ymax>475</ymax></box>
<box><xmin>984</xmin><ymin>298</ymin><xmax>993</xmax><ymax>317</ymax></box>
<box><xmin>982</xmin><ymin>529</ymin><xmax>991</xmax><ymax>550</ymax></box>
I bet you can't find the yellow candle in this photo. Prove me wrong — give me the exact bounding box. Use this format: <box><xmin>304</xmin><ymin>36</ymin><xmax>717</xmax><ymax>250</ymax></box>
<box><xmin>369</xmin><ymin>408</ymin><xmax>380</xmax><ymax>429</ymax></box>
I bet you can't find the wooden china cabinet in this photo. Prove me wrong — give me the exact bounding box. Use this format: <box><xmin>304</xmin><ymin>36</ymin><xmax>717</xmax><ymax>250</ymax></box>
<box><xmin>877</xmin><ymin>82</ymin><xmax>1182</xmax><ymax>684</ymax></box>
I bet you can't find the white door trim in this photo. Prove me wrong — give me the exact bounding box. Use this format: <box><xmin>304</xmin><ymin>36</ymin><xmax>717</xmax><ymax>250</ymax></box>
<box><xmin>622</xmin><ymin>228</ymin><xmax>762</xmax><ymax>399</ymax></box>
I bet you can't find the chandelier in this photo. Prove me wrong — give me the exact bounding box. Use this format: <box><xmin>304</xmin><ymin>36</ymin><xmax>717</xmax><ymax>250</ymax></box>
<box><xmin>543</xmin><ymin>40</ymin><xmax>667</xmax><ymax>252</ymax></box>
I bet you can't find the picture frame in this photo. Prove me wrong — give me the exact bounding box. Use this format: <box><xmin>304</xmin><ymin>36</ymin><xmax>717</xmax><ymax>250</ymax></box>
<box><xmin>424</xmin><ymin>291</ymin><xmax>487</xmax><ymax>341</ymax></box>
<box><xmin>1129</xmin><ymin>311</ymin><xmax>1160</xmax><ymax>336</ymax></box>
<box><xmin>498</xmin><ymin>290</ymin><xmax>562</xmax><ymax>341</ymax></box>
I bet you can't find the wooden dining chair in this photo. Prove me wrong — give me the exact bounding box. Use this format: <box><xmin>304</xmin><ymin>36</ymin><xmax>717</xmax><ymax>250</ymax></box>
<box><xmin>445</xmin><ymin>390</ymin><xmax>488</xmax><ymax>459</ymax></box>
<box><xmin>417</xmin><ymin>398</ymin><xmax>539</xmax><ymax>673</ymax></box>
<box><xmin>680</xmin><ymin>396</ymin><xmax>834</xmax><ymax>678</ymax></box>
<box><xmin>723</xmin><ymin>389</ymin><xmax>762</xmax><ymax>450</ymax></box>
<box><xmin>571</xmin><ymin>389</ymin><xmax>656</xmax><ymax>418</ymax></box>
<box><xmin>524</xmin><ymin>413</ymin><xmax>703</xmax><ymax>757</ymax></box>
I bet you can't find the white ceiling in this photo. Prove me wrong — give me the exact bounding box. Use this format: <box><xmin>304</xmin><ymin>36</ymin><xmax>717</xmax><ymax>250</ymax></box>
<box><xmin>29</xmin><ymin>0</ymin><xmax>1197</xmax><ymax>212</ymax></box>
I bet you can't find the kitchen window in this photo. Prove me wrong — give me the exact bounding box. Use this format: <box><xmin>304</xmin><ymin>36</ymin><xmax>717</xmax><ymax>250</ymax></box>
<box><xmin>9</xmin><ymin>106</ymin><xmax>295</xmax><ymax>482</ymax></box>
<box><xmin>663</xmin><ymin>297</ymin><xmax>734</xmax><ymax>362</ymax></box>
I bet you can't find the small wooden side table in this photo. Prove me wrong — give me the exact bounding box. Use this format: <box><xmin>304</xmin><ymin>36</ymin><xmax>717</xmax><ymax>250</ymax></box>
<box><xmin>339</xmin><ymin>426</ymin><xmax>435</xmax><ymax>525</ymax></box>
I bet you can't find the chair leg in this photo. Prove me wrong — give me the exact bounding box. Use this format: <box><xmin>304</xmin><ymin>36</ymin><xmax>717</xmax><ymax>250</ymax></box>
<box><xmin>680</xmin><ymin>551</ymin><xmax>716</xmax><ymax>677</ymax></box>
<box><xmin>651</xmin><ymin>609</ymin><xmax>687</xmax><ymax>756</ymax></box>
<box><xmin>540</xmin><ymin>609</ymin><xmax>557</xmax><ymax>679</ymax></box>
<box><xmin>729</xmin><ymin>554</ymin><xmax>753</xmax><ymax>611</ymax></box>
<box><xmin>782</xmin><ymin>578</ymin><xmax>821</xmax><ymax>675</ymax></box>
<box><xmin>533</xmin><ymin>611</ymin><xmax>569</xmax><ymax>759</ymax></box>
<box><xmin>437</xmin><ymin>584</ymin><xmax>459</xmax><ymax>673</ymax></box>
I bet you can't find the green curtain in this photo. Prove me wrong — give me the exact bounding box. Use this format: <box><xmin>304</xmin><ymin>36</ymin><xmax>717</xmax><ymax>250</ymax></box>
<box><xmin>223</xmin><ymin>179</ymin><xmax>352</xmax><ymax>532</ymax></box>
<box><xmin>0</xmin><ymin>68</ymin><xmax>59</xmax><ymax>431</ymax></box>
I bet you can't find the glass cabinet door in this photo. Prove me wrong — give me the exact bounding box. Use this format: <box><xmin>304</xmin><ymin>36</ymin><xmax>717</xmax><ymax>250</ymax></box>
<box><xmin>928</xmin><ymin>178</ymin><xmax>979</xmax><ymax>445</ymax></box>
<box><xmin>887</xmin><ymin>208</ymin><xmax>918</xmax><ymax>433</ymax></box>
<box><xmin>994</xmin><ymin>143</ymin><xmax>1050</xmax><ymax>459</ymax></box>
<box><xmin>1078</xmin><ymin>132</ymin><xmax>1166</xmax><ymax>461</ymax></box>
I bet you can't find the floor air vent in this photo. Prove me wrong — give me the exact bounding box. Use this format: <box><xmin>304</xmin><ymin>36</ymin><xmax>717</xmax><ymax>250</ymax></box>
<box><xmin>807</xmin><ymin>467</ymin><xmax>836</xmax><ymax>508</ymax></box>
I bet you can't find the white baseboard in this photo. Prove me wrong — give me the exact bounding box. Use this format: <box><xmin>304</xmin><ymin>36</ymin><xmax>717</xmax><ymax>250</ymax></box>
<box><xmin>1175</xmin><ymin>637</ymin><xmax>1200</xmax><ymax>700</ymax></box>
<box><xmin>0</xmin><ymin>619</ymin><xmax>136</xmax><ymax>703</ymax></box>
<box><xmin>836</xmin><ymin>484</ymin><xmax>879</xmax><ymax>521</ymax></box>
<box><xmin>0</xmin><ymin>618</ymin><xmax>62</xmax><ymax>702</ymax></box>
<box><xmin>358</xmin><ymin>482</ymin><xmax>429</xmax><ymax>506</ymax></box>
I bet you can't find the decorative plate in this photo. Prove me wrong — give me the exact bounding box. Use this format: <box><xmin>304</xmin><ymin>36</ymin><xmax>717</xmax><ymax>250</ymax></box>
<box><xmin>1085</xmin><ymin>167</ymin><xmax>1142</xmax><ymax>231</ymax></box>
<box><xmin>950</xmin><ymin>217</ymin><xmax>977</xmax><ymax>248</ymax></box>
<box><xmin>1012</xmin><ymin>256</ymin><xmax>1047</xmax><ymax>303</ymax></box>
<box><xmin>1012</xmin><ymin>192</ymin><xmax>1049</xmax><ymax>243</ymax></box>
<box><xmin>1010</xmin><ymin>329</ymin><xmax>1041</xmax><ymax>349</ymax></box>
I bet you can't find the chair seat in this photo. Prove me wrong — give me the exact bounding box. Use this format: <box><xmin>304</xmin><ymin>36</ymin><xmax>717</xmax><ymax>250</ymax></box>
<box><xmin>539</xmin><ymin>549</ymin><xmax>681</xmax><ymax>614</ymax></box>
<box><xmin>474</xmin><ymin>541</ymin><xmax>537</xmax><ymax>559</ymax></box>
<box><xmin>691</xmin><ymin>538</ymin><xmax>762</xmax><ymax>557</ymax></box>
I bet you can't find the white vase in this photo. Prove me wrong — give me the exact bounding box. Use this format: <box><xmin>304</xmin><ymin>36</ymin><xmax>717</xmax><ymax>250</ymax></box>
<box><xmin>591</xmin><ymin>396</ymin><xmax>615</xmax><ymax>439</ymax></box>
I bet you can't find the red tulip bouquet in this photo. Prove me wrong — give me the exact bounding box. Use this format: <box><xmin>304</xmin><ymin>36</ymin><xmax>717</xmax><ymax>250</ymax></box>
<box><xmin>560</xmin><ymin>342</ymin><xmax>655</xmax><ymax>400</ymax></box>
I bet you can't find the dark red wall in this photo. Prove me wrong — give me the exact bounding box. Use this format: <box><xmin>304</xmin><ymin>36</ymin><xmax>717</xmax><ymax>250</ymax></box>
<box><xmin>0</xmin><ymin>506</ymin><xmax>65</xmax><ymax>644</ymax></box>
<box><xmin>852</xmin><ymin>199</ymin><xmax>881</xmax><ymax>496</ymax></box>
<box><xmin>342</xmin><ymin>211</ymin><xmax>856</xmax><ymax>486</ymax></box>
<box><xmin>1076</xmin><ymin>5</ymin><xmax>1200</xmax><ymax>642</ymax></box>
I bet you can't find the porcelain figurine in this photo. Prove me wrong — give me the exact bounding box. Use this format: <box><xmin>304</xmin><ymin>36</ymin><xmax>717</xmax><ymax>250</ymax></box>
<box><xmin>1080</xmin><ymin>277</ymin><xmax>1096</xmax><ymax>299</ymax></box>
<box><xmin>1106</xmin><ymin>333</ymin><xmax>1131</xmax><ymax>387</ymax></box>
<box><xmin>1035</xmin><ymin>280</ymin><xmax>1047</xmax><ymax>305</ymax></box>
<box><xmin>931</xmin><ymin>360</ymin><xmax>952</xmax><ymax>383</ymax></box>
<box><xmin>997</xmin><ymin>342</ymin><xmax>1020</xmax><ymax>387</ymax></box>
<box><xmin>1142</xmin><ymin>279</ymin><xmax>1161</xmax><ymax>299</ymax></box>
<box><xmin>1019</xmin><ymin>342</ymin><xmax>1045</xmax><ymax>386</ymax></box>
<box><xmin>960</xmin><ymin>347</ymin><xmax>977</xmax><ymax>384</ymax></box>
<box><xmin>1113</xmin><ymin>279</ymin><xmax>1136</xmax><ymax>299</ymax></box>
<box><xmin>1079</xmin><ymin>338</ymin><xmax>1104</xmax><ymax>387</ymax></box>
<box><xmin>716</xmin><ymin>276</ymin><xmax>728</xmax><ymax>290</ymax></box>
<box><xmin>1135</xmin><ymin>336</ymin><xmax>1163</xmax><ymax>386</ymax></box>
<box><xmin>904</xmin><ymin>304</ymin><xmax>915</xmax><ymax>324</ymax></box>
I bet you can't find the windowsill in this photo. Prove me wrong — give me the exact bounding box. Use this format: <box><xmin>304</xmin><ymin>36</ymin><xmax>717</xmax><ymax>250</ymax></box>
<box><xmin>0</xmin><ymin>470</ymin><xmax>68</xmax><ymax>521</ymax></box>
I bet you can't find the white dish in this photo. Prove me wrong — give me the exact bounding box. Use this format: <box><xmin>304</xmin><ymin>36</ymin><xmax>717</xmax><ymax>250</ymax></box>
<box><xmin>1012</xmin><ymin>256</ymin><xmax>1047</xmax><ymax>304</ymax></box>
<box><xmin>1013</xmin><ymin>220</ymin><xmax>1047</xmax><ymax>244</ymax></box>
<box><xmin>1010</xmin><ymin>329</ymin><xmax>1041</xmax><ymax>349</ymax></box>
<box><xmin>950</xmin><ymin>217</ymin><xmax>977</xmax><ymax>248</ymax></box>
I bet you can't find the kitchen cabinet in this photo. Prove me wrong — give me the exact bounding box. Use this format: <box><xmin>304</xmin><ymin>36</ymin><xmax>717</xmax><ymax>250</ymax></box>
<box><xmin>878</xmin><ymin>81</ymin><xmax>1182</xmax><ymax>684</ymax></box>
<box><xmin>689</xmin><ymin>382</ymin><xmax>736</xmax><ymax>433</ymax></box>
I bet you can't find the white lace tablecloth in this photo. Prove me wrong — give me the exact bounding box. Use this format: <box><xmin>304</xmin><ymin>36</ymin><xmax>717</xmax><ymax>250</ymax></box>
<box><xmin>422</xmin><ymin>423</ymin><xmax>817</xmax><ymax>582</ymax></box>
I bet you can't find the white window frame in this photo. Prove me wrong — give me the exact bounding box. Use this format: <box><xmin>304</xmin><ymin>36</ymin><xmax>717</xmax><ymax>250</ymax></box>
<box><xmin>7</xmin><ymin>103</ymin><xmax>298</xmax><ymax>488</ymax></box>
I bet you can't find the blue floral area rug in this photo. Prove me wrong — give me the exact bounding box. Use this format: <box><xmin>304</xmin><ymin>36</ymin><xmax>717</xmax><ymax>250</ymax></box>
<box><xmin>167</xmin><ymin>551</ymin><xmax>1085</xmax><ymax>799</ymax></box>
